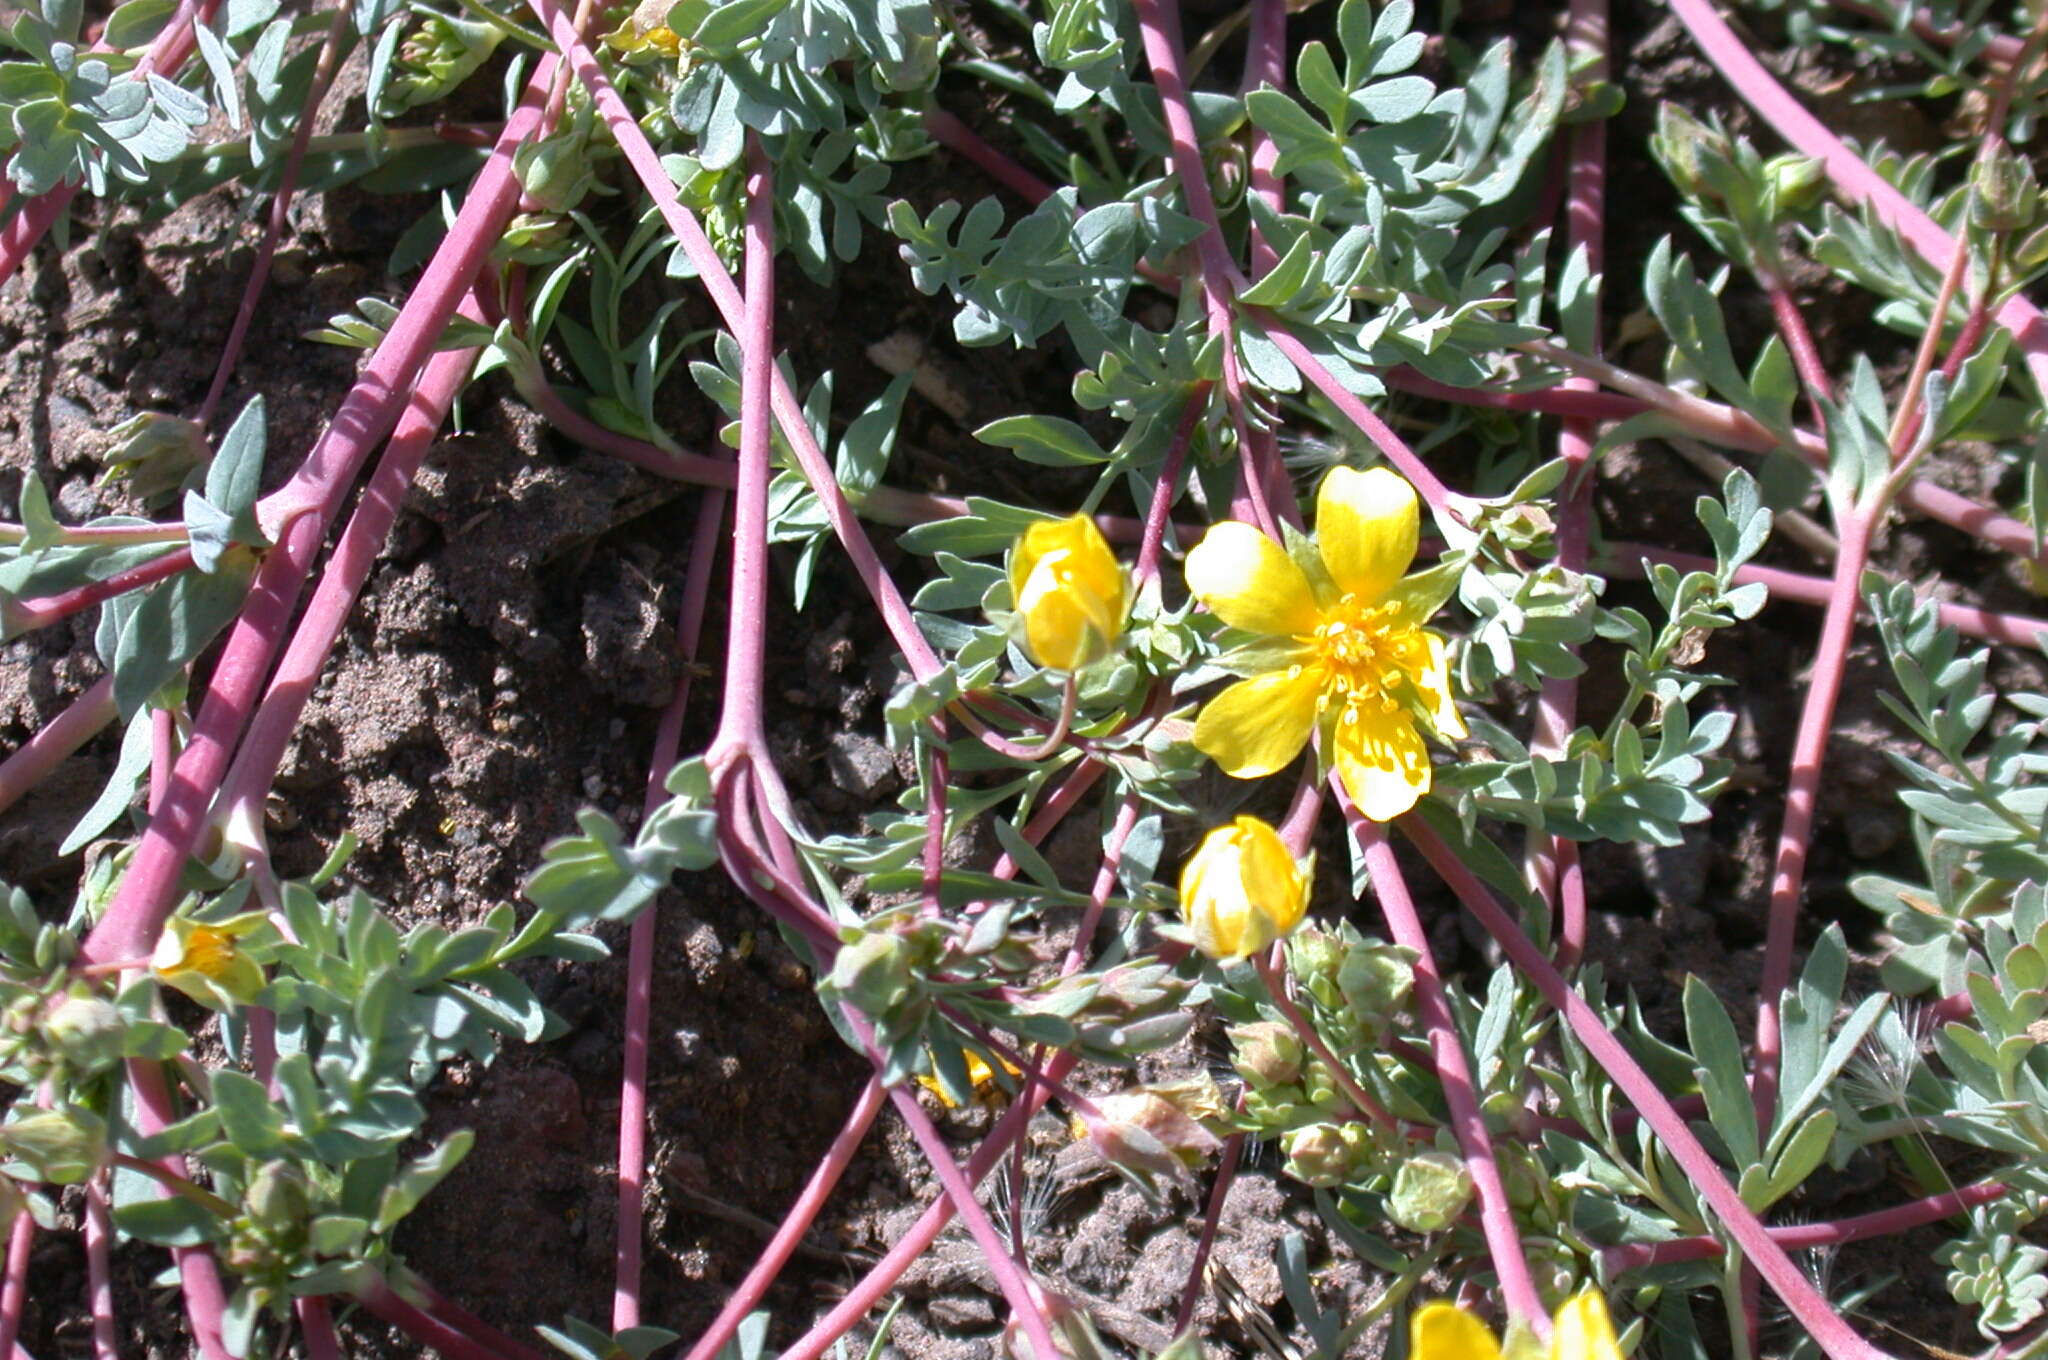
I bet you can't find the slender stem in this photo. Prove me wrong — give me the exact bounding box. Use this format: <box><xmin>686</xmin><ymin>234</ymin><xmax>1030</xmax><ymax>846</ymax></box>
<box><xmin>1752</xmin><ymin>508</ymin><xmax>1878</xmax><ymax>1124</ymax></box>
<box><xmin>128</xmin><ymin>1059</ymin><xmax>231</xmax><ymax>1360</ymax></box>
<box><xmin>0</xmin><ymin>675</ymin><xmax>114</xmax><ymax>817</ymax></box>
<box><xmin>296</xmin><ymin>1296</ymin><xmax>342</xmax><ymax>1360</ymax></box>
<box><xmin>355</xmin><ymin>1275</ymin><xmax>541</xmax><ymax>1360</ymax></box>
<box><xmin>1603</xmin><ymin>1177</ymin><xmax>2009</xmax><ymax>1272</ymax></box>
<box><xmin>615</xmin><ymin>490</ymin><xmax>725</xmax><ymax>1330</ymax></box>
<box><xmin>1400</xmin><ymin>818</ymin><xmax>1892</xmax><ymax>1360</ymax></box>
<box><xmin>1528</xmin><ymin>0</ymin><xmax>1606</xmax><ymax>971</ymax></box>
<box><xmin>1060</xmin><ymin>793</ymin><xmax>1140</xmax><ymax>973</ymax></box>
<box><xmin>1666</xmin><ymin>0</ymin><xmax>2048</xmax><ymax>402</ymax></box>
<box><xmin>4</xmin><ymin>547</ymin><xmax>195</xmax><ymax>637</ymax></box>
<box><xmin>1346</xmin><ymin>815</ymin><xmax>1548</xmax><ymax>1334</ymax></box>
<box><xmin>681</xmin><ymin>1079</ymin><xmax>889</xmax><ymax>1360</ymax></box>
<box><xmin>80</xmin><ymin>69</ymin><xmax>561</xmax><ymax>967</ymax></box>
<box><xmin>215</xmin><ymin>326</ymin><xmax>483</xmax><ymax>867</ymax></box>
<box><xmin>1254</xmin><ymin>953</ymin><xmax>1393</xmax><ymax>1131</ymax></box>
<box><xmin>1175</xmin><ymin>1125</ymin><xmax>1245</xmax><ymax>1334</ymax></box>
<box><xmin>1608</xmin><ymin>544</ymin><xmax>2048</xmax><ymax>649</ymax></box>
<box><xmin>196</xmin><ymin>0</ymin><xmax>354</xmax><ymax>431</ymax></box>
<box><xmin>83</xmin><ymin>1179</ymin><xmax>116</xmax><ymax>1360</ymax></box>
<box><xmin>948</xmin><ymin>675</ymin><xmax>1077</xmax><ymax>763</ymax></box>
<box><xmin>530</xmin><ymin>0</ymin><xmax>943</xmax><ymax>684</ymax></box>
<box><xmin>0</xmin><ymin>1214</ymin><xmax>28</xmax><ymax>1360</ymax></box>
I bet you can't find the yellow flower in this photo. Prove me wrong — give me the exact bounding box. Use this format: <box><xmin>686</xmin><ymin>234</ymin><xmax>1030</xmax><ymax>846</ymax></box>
<box><xmin>1184</xmin><ymin>467</ymin><xmax>1464</xmax><ymax>821</ymax></box>
<box><xmin>1179</xmin><ymin>815</ymin><xmax>1309</xmax><ymax>961</ymax></box>
<box><xmin>1006</xmin><ymin>513</ymin><xmax>1128</xmax><ymax>672</ymax></box>
<box><xmin>151</xmin><ymin>913</ymin><xmax>269</xmax><ymax>1010</ymax></box>
<box><xmin>917</xmin><ymin>1049</ymin><xmax>1019</xmax><ymax>1110</ymax></box>
<box><xmin>1411</xmin><ymin>1290</ymin><xmax>1624</xmax><ymax>1360</ymax></box>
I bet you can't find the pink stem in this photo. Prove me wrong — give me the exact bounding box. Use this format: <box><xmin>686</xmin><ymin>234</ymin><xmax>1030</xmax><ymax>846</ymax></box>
<box><xmin>127</xmin><ymin>1059</ymin><xmax>231</xmax><ymax>1360</ymax></box>
<box><xmin>1666</xmin><ymin>0</ymin><xmax>2048</xmax><ymax>399</ymax></box>
<box><xmin>0</xmin><ymin>1213</ymin><xmax>28</xmax><ymax>1360</ymax></box>
<box><xmin>83</xmin><ymin>1179</ymin><xmax>117</xmax><ymax>1360</ymax></box>
<box><xmin>214</xmin><ymin>324</ymin><xmax>483</xmax><ymax>854</ymax></box>
<box><xmin>775</xmin><ymin>1052</ymin><xmax>1081</xmax><ymax>1360</ymax></box>
<box><xmin>681</xmin><ymin>1078</ymin><xmax>887</xmax><ymax>1360</ymax></box>
<box><xmin>1528</xmin><ymin>0</ymin><xmax>1606</xmax><ymax>969</ymax></box>
<box><xmin>1609</xmin><ymin>544</ymin><xmax>2048</xmax><ymax>648</ymax></box>
<box><xmin>615</xmin><ymin>489</ymin><xmax>726</xmax><ymax>1328</ymax></box>
<box><xmin>196</xmin><ymin>0</ymin><xmax>354</xmax><ymax>431</ymax></box>
<box><xmin>528</xmin><ymin>0</ymin><xmax>943</xmax><ymax>684</ymax></box>
<box><xmin>79</xmin><ymin>67</ymin><xmax>560</xmax><ymax>967</ymax></box>
<box><xmin>1604</xmin><ymin>1178</ymin><xmax>2008</xmax><ymax>1272</ymax></box>
<box><xmin>296</xmin><ymin>1296</ymin><xmax>342</xmax><ymax>1360</ymax></box>
<box><xmin>0</xmin><ymin>675</ymin><xmax>114</xmax><ymax>815</ymax></box>
<box><xmin>1400</xmin><ymin>818</ymin><xmax>1893</xmax><ymax>1360</ymax></box>
<box><xmin>1347</xmin><ymin>815</ymin><xmax>1547</xmax><ymax>1333</ymax></box>
<box><xmin>922</xmin><ymin>109</ymin><xmax>1056</xmax><ymax>202</ymax></box>
<box><xmin>5</xmin><ymin>548</ymin><xmax>195</xmax><ymax>636</ymax></box>
<box><xmin>355</xmin><ymin>1276</ymin><xmax>538</xmax><ymax>1360</ymax></box>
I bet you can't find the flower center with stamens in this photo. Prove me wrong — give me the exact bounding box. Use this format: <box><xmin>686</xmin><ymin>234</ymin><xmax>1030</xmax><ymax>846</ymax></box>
<box><xmin>1296</xmin><ymin>595</ymin><xmax>1410</xmax><ymax>722</ymax></box>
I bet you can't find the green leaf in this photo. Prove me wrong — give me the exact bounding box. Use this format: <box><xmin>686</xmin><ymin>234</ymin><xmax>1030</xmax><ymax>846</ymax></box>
<box><xmin>110</xmin><ymin>559</ymin><xmax>254</xmax><ymax>721</ymax></box>
<box><xmin>973</xmin><ymin>413</ymin><xmax>1111</xmax><ymax>466</ymax></box>
<box><xmin>1238</xmin><ymin>231</ymin><xmax>1316</xmax><ymax>307</ymax></box>
<box><xmin>375</xmin><ymin>1129</ymin><xmax>473</xmax><ymax>1231</ymax></box>
<box><xmin>1683</xmin><ymin>974</ymin><xmax>1758</xmax><ymax>1168</ymax></box>
<box><xmin>113</xmin><ymin>1194</ymin><xmax>220</xmax><ymax>1246</ymax></box>
<box><xmin>60</xmin><ymin>701</ymin><xmax>153</xmax><ymax>853</ymax></box>
<box><xmin>211</xmin><ymin>1069</ymin><xmax>290</xmax><ymax>1156</ymax></box>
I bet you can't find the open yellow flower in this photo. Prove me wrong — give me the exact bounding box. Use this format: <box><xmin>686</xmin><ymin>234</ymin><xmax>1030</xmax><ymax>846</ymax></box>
<box><xmin>1007</xmin><ymin>513</ymin><xmax>1128</xmax><ymax>672</ymax></box>
<box><xmin>1184</xmin><ymin>467</ymin><xmax>1463</xmax><ymax>821</ymax></box>
<box><xmin>151</xmin><ymin>913</ymin><xmax>268</xmax><ymax>1010</ymax></box>
<box><xmin>1411</xmin><ymin>1290</ymin><xmax>1624</xmax><ymax>1360</ymax></box>
<box><xmin>1180</xmin><ymin>814</ymin><xmax>1309</xmax><ymax>961</ymax></box>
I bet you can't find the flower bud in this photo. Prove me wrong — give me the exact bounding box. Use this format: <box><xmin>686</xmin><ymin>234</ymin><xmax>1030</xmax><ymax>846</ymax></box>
<box><xmin>1179</xmin><ymin>816</ymin><xmax>1308</xmax><ymax>962</ymax></box>
<box><xmin>1281</xmin><ymin>1121</ymin><xmax>1369</xmax><ymax>1189</ymax></box>
<box><xmin>1973</xmin><ymin>144</ymin><xmax>2042</xmax><ymax>234</ymax></box>
<box><xmin>1288</xmin><ymin>926</ymin><xmax>1345</xmax><ymax>1007</ymax></box>
<box><xmin>829</xmin><ymin>930</ymin><xmax>915</xmax><ymax>1017</ymax></box>
<box><xmin>1763</xmin><ymin>153</ymin><xmax>1826</xmax><ymax>216</ymax></box>
<box><xmin>1652</xmin><ymin>102</ymin><xmax>1732</xmax><ymax>203</ymax></box>
<box><xmin>1388</xmin><ymin>1149</ymin><xmax>1473</xmax><ymax>1232</ymax></box>
<box><xmin>1005</xmin><ymin>513</ymin><xmax>1128</xmax><ymax>672</ymax></box>
<box><xmin>245</xmin><ymin>1160</ymin><xmax>311</xmax><ymax>1240</ymax></box>
<box><xmin>42</xmin><ymin>992</ymin><xmax>125</xmax><ymax>1070</ymax></box>
<box><xmin>1339</xmin><ymin>940</ymin><xmax>1415</xmax><ymax>1019</ymax></box>
<box><xmin>3</xmin><ymin>1105</ymin><xmax>107</xmax><ymax>1184</ymax></box>
<box><xmin>101</xmin><ymin>412</ymin><xmax>209</xmax><ymax>504</ymax></box>
<box><xmin>1228</xmin><ymin>1020</ymin><xmax>1303</xmax><ymax>1088</ymax></box>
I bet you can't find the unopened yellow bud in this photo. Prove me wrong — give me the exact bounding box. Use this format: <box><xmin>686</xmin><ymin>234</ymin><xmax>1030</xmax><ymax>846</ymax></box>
<box><xmin>1006</xmin><ymin>514</ymin><xmax>1128</xmax><ymax>672</ymax></box>
<box><xmin>1179</xmin><ymin>816</ymin><xmax>1308</xmax><ymax>962</ymax></box>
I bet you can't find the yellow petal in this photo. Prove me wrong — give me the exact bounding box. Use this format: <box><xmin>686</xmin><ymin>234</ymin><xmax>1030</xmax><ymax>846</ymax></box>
<box><xmin>1549</xmin><ymin>1292</ymin><xmax>1623</xmax><ymax>1360</ymax></box>
<box><xmin>1180</xmin><ymin>814</ymin><xmax>1309</xmax><ymax>961</ymax></box>
<box><xmin>1412</xmin><ymin>629</ymin><xmax>1466</xmax><ymax>740</ymax></box>
<box><xmin>1333</xmin><ymin>703</ymin><xmax>1431</xmax><ymax>821</ymax></box>
<box><xmin>1008</xmin><ymin>514</ymin><xmax>1127</xmax><ymax>671</ymax></box>
<box><xmin>1193</xmin><ymin>667</ymin><xmax>1322</xmax><ymax>779</ymax></box>
<box><xmin>1411</xmin><ymin>1302</ymin><xmax>1504</xmax><ymax>1360</ymax></box>
<box><xmin>1316</xmin><ymin>466</ymin><xmax>1419</xmax><ymax>603</ymax></box>
<box><xmin>1185</xmin><ymin>521</ymin><xmax>1319</xmax><ymax>637</ymax></box>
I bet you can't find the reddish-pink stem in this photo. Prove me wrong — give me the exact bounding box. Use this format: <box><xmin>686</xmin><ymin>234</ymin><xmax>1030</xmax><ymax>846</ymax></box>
<box><xmin>0</xmin><ymin>675</ymin><xmax>114</xmax><ymax>815</ymax></box>
<box><xmin>1348</xmin><ymin>815</ymin><xmax>1548</xmax><ymax>1333</ymax></box>
<box><xmin>80</xmin><ymin>69</ymin><xmax>559</xmax><ymax>967</ymax></box>
<box><xmin>196</xmin><ymin>1</ymin><xmax>353</xmax><ymax>431</ymax></box>
<box><xmin>1752</xmin><ymin>508</ymin><xmax>1877</xmax><ymax>1128</ymax></box>
<box><xmin>922</xmin><ymin>109</ymin><xmax>1056</xmax><ymax>202</ymax></box>
<box><xmin>83</xmin><ymin>1179</ymin><xmax>116</xmax><ymax>1360</ymax></box>
<box><xmin>681</xmin><ymin>1078</ymin><xmax>887</xmax><ymax>1360</ymax></box>
<box><xmin>0</xmin><ymin>1213</ymin><xmax>29</xmax><ymax>1360</ymax></box>
<box><xmin>1667</xmin><ymin>0</ymin><xmax>2048</xmax><ymax>398</ymax></box>
<box><xmin>1604</xmin><ymin>1177</ymin><xmax>2008</xmax><ymax>1272</ymax></box>
<box><xmin>614</xmin><ymin>488</ymin><xmax>725</xmax><ymax>1329</ymax></box>
<box><xmin>296</xmin><ymin>1296</ymin><xmax>342</xmax><ymax>1360</ymax></box>
<box><xmin>1528</xmin><ymin>0</ymin><xmax>1606</xmax><ymax>969</ymax></box>
<box><xmin>1610</xmin><ymin>544</ymin><xmax>2048</xmax><ymax>648</ymax></box>
<box><xmin>1401</xmin><ymin>818</ymin><xmax>1892</xmax><ymax>1360</ymax></box>
<box><xmin>5</xmin><ymin>547</ymin><xmax>195</xmax><ymax>636</ymax></box>
<box><xmin>128</xmin><ymin>1059</ymin><xmax>231</xmax><ymax>1360</ymax></box>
